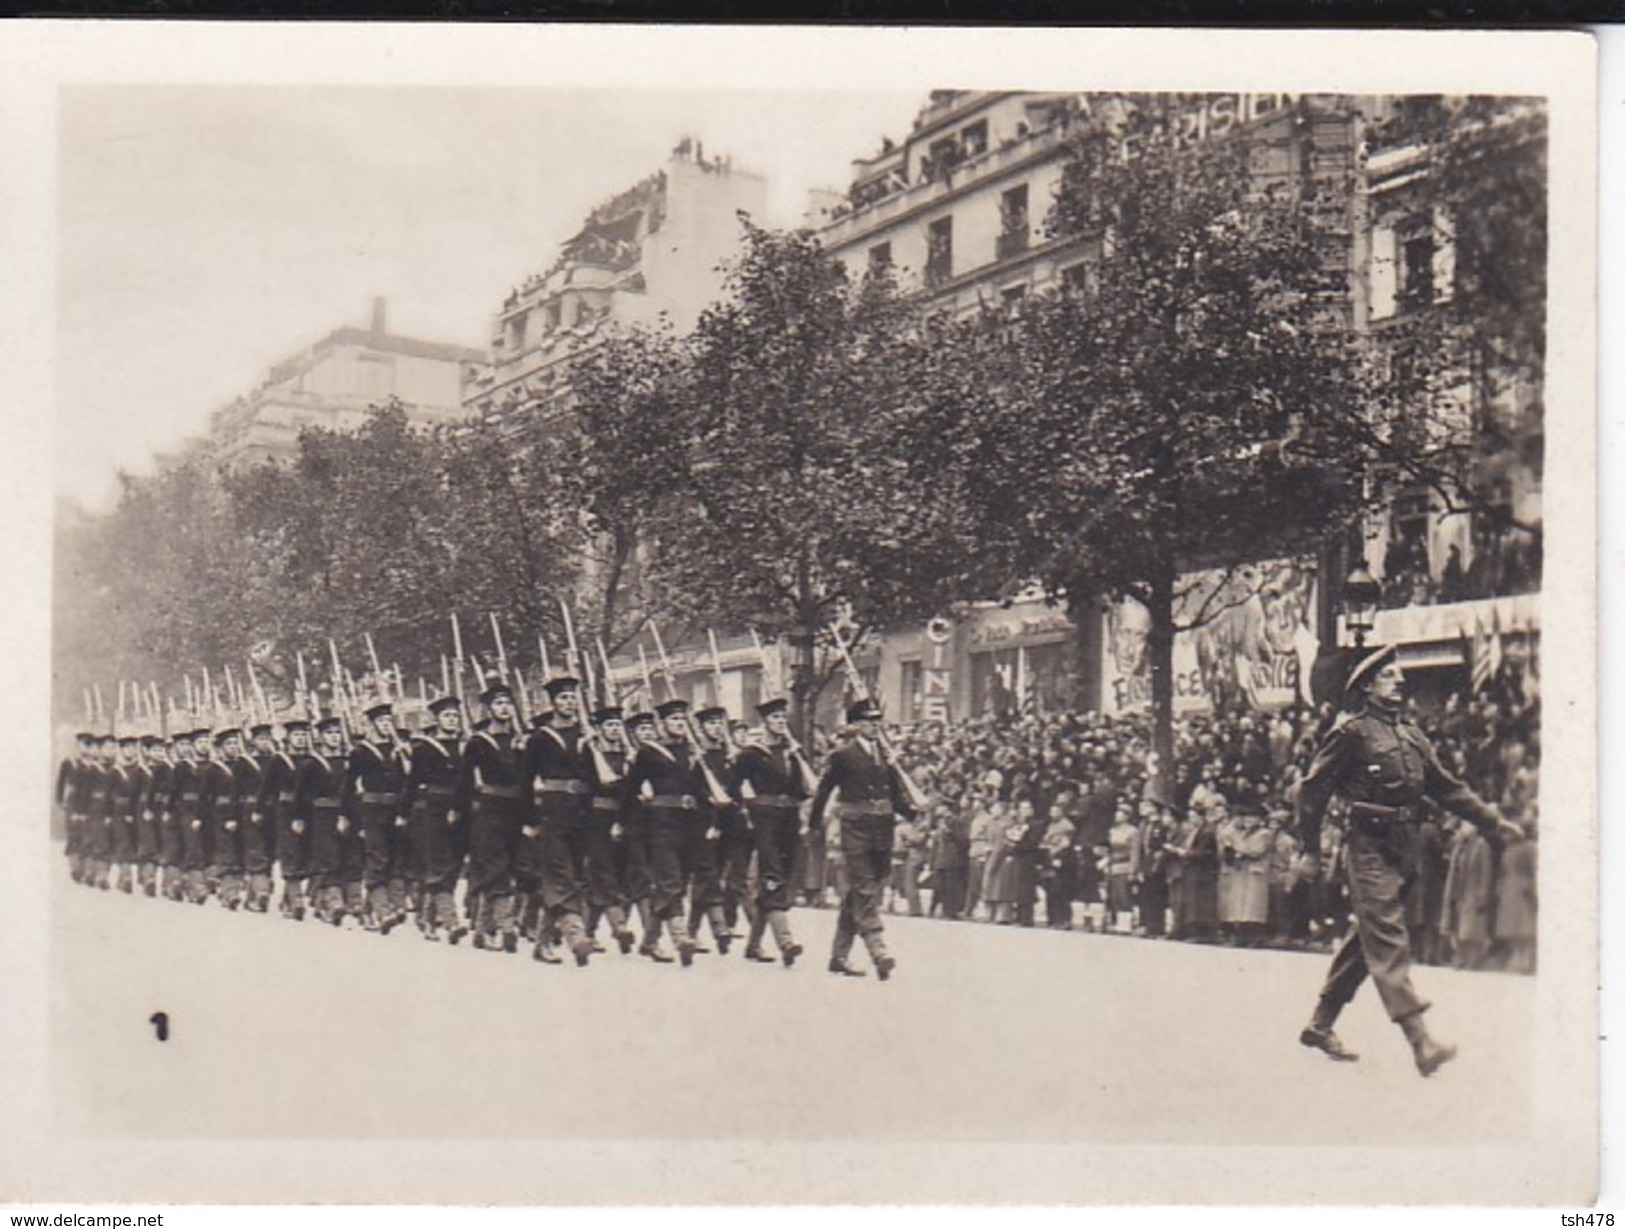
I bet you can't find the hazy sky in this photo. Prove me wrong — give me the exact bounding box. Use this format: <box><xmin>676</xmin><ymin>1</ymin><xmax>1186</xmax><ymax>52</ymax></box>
<box><xmin>56</xmin><ymin>85</ymin><xmax>924</xmax><ymax>511</ymax></box>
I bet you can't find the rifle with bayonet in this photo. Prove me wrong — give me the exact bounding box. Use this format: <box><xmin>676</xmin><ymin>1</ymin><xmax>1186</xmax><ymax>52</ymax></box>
<box><xmin>827</xmin><ymin>624</ymin><xmax>930</xmax><ymax>814</ymax></box>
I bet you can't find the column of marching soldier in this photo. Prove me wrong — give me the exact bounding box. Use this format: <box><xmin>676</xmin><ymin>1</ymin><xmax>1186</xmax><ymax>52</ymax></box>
<box><xmin>55</xmin><ymin>677</ymin><xmax>917</xmax><ymax>979</ymax></box>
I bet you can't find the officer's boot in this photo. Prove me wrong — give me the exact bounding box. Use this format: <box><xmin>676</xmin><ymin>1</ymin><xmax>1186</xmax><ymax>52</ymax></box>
<box><xmin>667</xmin><ymin>916</ymin><xmax>697</xmax><ymax>967</ymax></box>
<box><xmin>707</xmin><ymin>905</ymin><xmax>732</xmax><ymax>955</ymax></box>
<box><xmin>769</xmin><ymin>910</ymin><xmax>803</xmax><ymax>967</ymax></box>
<box><xmin>862</xmin><ymin>930</ymin><xmax>896</xmax><ymax>982</ymax></box>
<box><xmin>492</xmin><ymin>896</ymin><xmax>519</xmax><ymax>953</ymax></box>
<box><xmin>605</xmin><ymin>905</ymin><xmax>635</xmax><ymax>954</ymax></box>
<box><xmin>1399</xmin><ymin>1012</ymin><xmax>1457</xmax><ymax>1077</ymax></box>
<box><xmin>1299</xmin><ymin>997</ymin><xmax>1359</xmax><ymax>1062</ymax></box>
<box><xmin>559</xmin><ymin>912</ymin><xmax>592</xmax><ymax>967</ymax></box>
<box><xmin>743</xmin><ymin>913</ymin><xmax>774</xmax><ymax>962</ymax></box>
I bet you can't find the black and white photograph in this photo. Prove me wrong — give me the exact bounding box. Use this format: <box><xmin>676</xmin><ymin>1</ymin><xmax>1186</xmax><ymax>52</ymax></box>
<box><xmin>0</xmin><ymin>23</ymin><xmax>1602</xmax><ymax>1211</ymax></box>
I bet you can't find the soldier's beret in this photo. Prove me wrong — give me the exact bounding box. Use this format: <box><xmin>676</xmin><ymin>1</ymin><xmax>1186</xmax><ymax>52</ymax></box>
<box><xmin>363</xmin><ymin>701</ymin><xmax>394</xmax><ymax>723</ymax></box>
<box><xmin>140</xmin><ymin>735</ymin><xmax>162</xmax><ymax>748</ymax></box>
<box><xmin>314</xmin><ymin>715</ymin><xmax>344</xmax><ymax>732</ymax></box>
<box><xmin>248</xmin><ymin>723</ymin><xmax>273</xmax><ymax>738</ymax></box>
<box><xmin>213</xmin><ymin>727</ymin><xmax>242</xmax><ymax>744</ymax></box>
<box><xmin>543</xmin><ymin>675</ymin><xmax>581</xmax><ymax>698</ymax></box>
<box><xmin>427</xmin><ymin>695</ymin><xmax>461</xmax><ymax>716</ymax></box>
<box><xmin>117</xmin><ymin>735</ymin><xmax>139</xmax><ymax>747</ymax></box>
<box><xmin>283</xmin><ymin>719</ymin><xmax>312</xmax><ymax>734</ymax></box>
<box><xmin>592</xmin><ymin>705</ymin><xmax>624</xmax><ymax>725</ymax></box>
<box><xmin>75</xmin><ymin>731</ymin><xmax>95</xmax><ymax>743</ymax></box>
<box><xmin>695</xmin><ymin>705</ymin><xmax>728</xmax><ymax>724</ymax></box>
<box><xmin>655</xmin><ymin>698</ymin><xmax>690</xmax><ymax>719</ymax></box>
<box><xmin>756</xmin><ymin>696</ymin><xmax>790</xmax><ymax>719</ymax></box>
<box><xmin>479</xmin><ymin>684</ymin><xmax>514</xmax><ymax>707</ymax></box>
<box><xmin>1345</xmin><ymin>645</ymin><xmax>1399</xmax><ymax>698</ymax></box>
<box><xmin>626</xmin><ymin>711</ymin><xmax>657</xmax><ymax>731</ymax></box>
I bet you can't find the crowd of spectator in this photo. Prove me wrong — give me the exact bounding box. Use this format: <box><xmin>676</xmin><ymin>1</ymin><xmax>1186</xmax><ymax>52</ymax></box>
<box><xmin>796</xmin><ymin>683</ymin><xmax>1540</xmax><ymax>976</ymax></box>
<box><xmin>1380</xmin><ymin>525</ymin><xmax>1542</xmax><ymax>609</ymax></box>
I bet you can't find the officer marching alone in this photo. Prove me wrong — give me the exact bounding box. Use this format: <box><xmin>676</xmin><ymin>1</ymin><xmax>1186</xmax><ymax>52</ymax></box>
<box><xmin>1295</xmin><ymin>644</ymin><xmax>1524</xmax><ymax>1076</ymax></box>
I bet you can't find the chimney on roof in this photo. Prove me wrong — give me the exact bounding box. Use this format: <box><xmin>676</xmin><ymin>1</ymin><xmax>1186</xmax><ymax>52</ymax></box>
<box><xmin>370</xmin><ymin>297</ymin><xmax>387</xmax><ymax>335</ymax></box>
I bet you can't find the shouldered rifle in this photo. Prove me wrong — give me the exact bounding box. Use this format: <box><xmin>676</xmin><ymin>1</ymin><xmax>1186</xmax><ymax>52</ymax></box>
<box><xmin>749</xmin><ymin>628</ymin><xmax>819</xmax><ymax>794</ymax></box>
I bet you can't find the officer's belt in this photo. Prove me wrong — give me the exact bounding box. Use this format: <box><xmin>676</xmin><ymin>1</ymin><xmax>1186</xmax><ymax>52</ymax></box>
<box><xmin>475</xmin><ymin>784</ymin><xmax>520</xmax><ymax>801</ymax></box>
<box><xmin>1349</xmin><ymin>801</ymin><xmax>1416</xmax><ymax>826</ymax></box>
<box><xmin>749</xmin><ymin>794</ymin><xmax>800</xmax><ymax>809</ymax></box>
<box><xmin>650</xmin><ymin>794</ymin><xmax>698</xmax><ymax>810</ymax></box>
<box><xmin>590</xmin><ymin>796</ymin><xmax>620</xmax><ymax>812</ymax></box>
<box><xmin>359</xmin><ymin>791</ymin><xmax>401</xmax><ymax>806</ymax></box>
<box><xmin>534</xmin><ymin>779</ymin><xmax>588</xmax><ymax>795</ymax></box>
<box><xmin>836</xmin><ymin>801</ymin><xmax>895</xmax><ymax>818</ymax></box>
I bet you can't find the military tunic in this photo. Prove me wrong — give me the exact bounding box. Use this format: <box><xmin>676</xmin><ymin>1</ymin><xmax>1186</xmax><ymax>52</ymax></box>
<box><xmin>735</xmin><ymin>738</ymin><xmax>810</xmax><ymax>915</ymax></box>
<box><xmin>1298</xmin><ymin>704</ymin><xmax>1501</xmax><ymax>1022</ymax></box>
<box><xmin>519</xmin><ymin>722</ymin><xmax>594</xmax><ymax>924</ymax></box>
<box><xmin>405</xmin><ymin>731</ymin><xmax>464</xmax><ymax>929</ymax></box>
<box><xmin>625</xmin><ymin>739</ymin><xmax>709</xmax><ymax>923</ymax></box>
<box><xmin>348</xmin><ymin>737</ymin><xmax>411</xmax><ymax>920</ymax></box>
<box><xmin>455</xmin><ymin>725</ymin><xmax>524</xmax><ymax>938</ymax></box>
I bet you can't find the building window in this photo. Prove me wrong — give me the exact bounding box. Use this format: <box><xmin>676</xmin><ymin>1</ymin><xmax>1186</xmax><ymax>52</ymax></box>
<box><xmin>545</xmin><ymin>301</ymin><xmax>562</xmax><ymax>332</ymax></box>
<box><xmin>925</xmin><ymin>216</ymin><xmax>954</xmax><ymax>289</ymax></box>
<box><xmin>867</xmin><ymin>242</ymin><xmax>893</xmax><ymax>275</ymax></box>
<box><xmin>1000</xmin><ymin>285</ymin><xmax>1027</xmax><ymax>319</ymax></box>
<box><xmin>1398</xmin><ymin>224</ymin><xmax>1436</xmax><ymax>309</ymax></box>
<box><xmin>997</xmin><ymin>184</ymin><xmax>1030</xmax><ymax>260</ymax></box>
<box><xmin>960</xmin><ymin>119</ymin><xmax>989</xmax><ymax>158</ymax></box>
<box><xmin>574</xmin><ymin>298</ymin><xmax>594</xmax><ymax>327</ymax></box>
<box><xmin>1060</xmin><ymin>262</ymin><xmax>1096</xmax><ymax>299</ymax></box>
<box><xmin>899</xmin><ymin>660</ymin><xmax>924</xmax><ymax>725</ymax></box>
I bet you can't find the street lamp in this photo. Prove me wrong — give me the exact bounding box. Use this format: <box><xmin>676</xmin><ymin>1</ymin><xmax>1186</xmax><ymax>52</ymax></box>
<box><xmin>1342</xmin><ymin>564</ymin><xmax>1383</xmax><ymax>649</ymax></box>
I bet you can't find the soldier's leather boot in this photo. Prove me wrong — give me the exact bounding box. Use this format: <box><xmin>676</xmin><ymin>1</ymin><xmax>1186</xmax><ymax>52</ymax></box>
<box><xmin>1299</xmin><ymin>998</ymin><xmax>1359</xmax><ymax>1062</ymax></box>
<box><xmin>558</xmin><ymin>913</ymin><xmax>592</xmax><ymax>967</ymax></box>
<box><xmin>668</xmin><ymin>918</ymin><xmax>697</xmax><ymax>967</ymax></box>
<box><xmin>828</xmin><ymin>957</ymin><xmax>867</xmax><ymax>977</ymax></box>
<box><xmin>1399</xmin><ymin>1012</ymin><xmax>1457</xmax><ymax>1077</ymax></box>
<box><xmin>862</xmin><ymin>931</ymin><xmax>896</xmax><ymax>981</ymax></box>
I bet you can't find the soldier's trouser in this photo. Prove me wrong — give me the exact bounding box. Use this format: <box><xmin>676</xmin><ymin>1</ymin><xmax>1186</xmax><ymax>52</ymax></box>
<box><xmin>66</xmin><ymin>815</ymin><xmax>85</xmax><ymax>879</ymax></box>
<box><xmin>467</xmin><ymin>799</ymin><xmax>519</xmax><ymax>934</ymax></box>
<box><xmin>135</xmin><ymin>812</ymin><xmax>160</xmax><ymax>889</ymax></box>
<box><xmin>1315</xmin><ymin>827</ymin><xmax>1430</xmax><ymax>1022</ymax></box>
<box><xmin>622</xmin><ymin>818</ymin><xmax>653</xmax><ymax>905</ymax></box>
<box><xmin>180</xmin><ymin>815</ymin><xmax>209</xmax><ymax>898</ymax></box>
<box><xmin>585</xmin><ymin>805</ymin><xmax>629</xmax><ymax>914</ymax></box>
<box><xmin>719</xmin><ymin>819</ymin><xmax>753</xmax><ymax>926</ymax></box>
<box><xmin>111</xmin><ymin>813</ymin><xmax>137</xmax><ymax>882</ymax></box>
<box><xmin>832</xmin><ymin>815</ymin><xmax>895</xmax><ymax>960</ymax></box>
<box><xmin>751</xmin><ymin>805</ymin><xmax>801</xmax><ymax>914</ymax></box>
<box><xmin>361</xmin><ymin>807</ymin><xmax>400</xmax><ymax>916</ymax></box>
<box><xmin>537</xmin><ymin>817</ymin><xmax>591</xmax><ymax>926</ymax></box>
<box><xmin>647</xmin><ymin>809</ymin><xmax>694</xmax><ymax>921</ymax></box>
<box><xmin>87</xmin><ymin>817</ymin><xmax>113</xmax><ymax>884</ymax></box>
<box><xmin>279</xmin><ymin>815</ymin><xmax>313</xmax><ymax>906</ymax></box>
<box><xmin>310</xmin><ymin>803</ymin><xmax>347</xmax><ymax>912</ymax></box>
<box><xmin>413</xmin><ymin>795</ymin><xmax>464</xmax><ymax>928</ymax></box>
<box><xmin>242</xmin><ymin>815</ymin><xmax>275</xmax><ymax>901</ymax></box>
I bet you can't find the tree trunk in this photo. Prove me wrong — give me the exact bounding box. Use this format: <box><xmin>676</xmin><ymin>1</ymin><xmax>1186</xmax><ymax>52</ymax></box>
<box><xmin>789</xmin><ymin>627</ymin><xmax>817</xmax><ymax>747</ymax></box>
<box><xmin>1146</xmin><ymin>562</ymin><xmax>1178</xmax><ymax>804</ymax></box>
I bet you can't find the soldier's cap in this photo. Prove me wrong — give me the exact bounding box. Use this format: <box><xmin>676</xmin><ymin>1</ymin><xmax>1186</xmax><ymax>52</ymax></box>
<box><xmin>479</xmin><ymin>684</ymin><xmax>514</xmax><ymax>708</ymax></box>
<box><xmin>213</xmin><ymin>727</ymin><xmax>242</xmax><ymax>744</ymax></box>
<box><xmin>427</xmin><ymin>695</ymin><xmax>462</xmax><ymax>716</ymax></box>
<box><xmin>140</xmin><ymin>735</ymin><xmax>163</xmax><ymax>748</ymax></box>
<box><xmin>248</xmin><ymin>722</ymin><xmax>273</xmax><ymax>738</ymax></box>
<box><xmin>364</xmin><ymin>701</ymin><xmax>394</xmax><ymax>723</ymax></box>
<box><xmin>98</xmin><ymin>733</ymin><xmax>118</xmax><ymax>745</ymax></box>
<box><xmin>314</xmin><ymin>714</ymin><xmax>345</xmax><ymax>732</ymax></box>
<box><xmin>626</xmin><ymin>711</ymin><xmax>658</xmax><ymax>731</ymax></box>
<box><xmin>283</xmin><ymin>718</ymin><xmax>312</xmax><ymax>734</ymax></box>
<box><xmin>188</xmin><ymin>728</ymin><xmax>213</xmax><ymax>741</ymax></box>
<box><xmin>695</xmin><ymin>705</ymin><xmax>728</xmax><ymax>725</ymax></box>
<box><xmin>543</xmin><ymin>675</ymin><xmax>582</xmax><ymax>698</ymax></box>
<box><xmin>75</xmin><ymin>731</ymin><xmax>95</xmax><ymax>744</ymax></box>
<box><xmin>756</xmin><ymin>696</ymin><xmax>791</xmax><ymax>719</ymax></box>
<box><xmin>655</xmin><ymin>698</ymin><xmax>690</xmax><ymax>720</ymax></box>
<box><xmin>117</xmin><ymin>735</ymin><xmax>139</xmax><ymax>747</ymax></box>
<box><xmin>846</xmin><ymin>698</ymin><xmax>884</xmax><ymax>724</ymax></box>
<box><xmin>592</xmin><ymin>705</ymin><xmax>624</xmax><ymax>725</ymax></box>
<box><xmin>1345</xmin><ymin>644</ymin><xmax>1400</xmax><ymax>698</ymax></box>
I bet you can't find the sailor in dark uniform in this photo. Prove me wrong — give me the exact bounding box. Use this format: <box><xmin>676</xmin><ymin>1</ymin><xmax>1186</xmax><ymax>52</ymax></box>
<box><xmin>809</xmin><ymin>699</ymin><xmax>918</xmax><ymax>980</ymax></box>
<box><xmin>109</xmin><ymin>735</ymin><xmax>142</xmax><ymax>894</ymax></box>
<box><xmin>173</xmin><ymin>730</ymin><xmax>209</xmax><ymax>904</ymax></box>
<box><xmin>238</xmin><ymin>723</ymin><xmax>276</xmax><ymax>912</ymax></box>
<box><xmin>583</xmin><ymin>705</ymin><xmax>639</xmax><ymax>956</ymax></box>
<box><xmin>202</xmin><ymin>727</ymin><xmax>248</xmax><ymax>910</ymax></box>
<box><xmin>268</xmin><ymin>718</ymin><xmax>313</xmax><ymax>920</ymax></box>
<box><xmin>688</xmin><ymin>705</ymin><xmax>739</xmax><ymax>955</ymax></box>
<box><xmin>456</xmin><ymin>683</ymin><xmax>525</xmax><ymax>952</ymax></box>
<box><xmin>519</xmin><ymin>675</ymin><xmax>597</xmax><ymax>966</ymax></box>
<box><xmin>349</xmin><ymin>701</ymin><xmax>412</xmax><ymax>933</ymax></box>
<box><xmin>58</xmin><ymin>732</ymin><xmax>93</xmax><ymax>884</ymax></box>
<box><xmin>83</xmin><ymin>735</ymin><xmax>116</xmax><ymax>890</ymax></box>
<box><xmin>734</xmin><ymin>697</ymin><xmax>812</xmax><ymax>965</ymax></box>
<box><xmin>406</xmin><ymin>694</ymin><xmax>468</xmax><ymax>942</ymax></box>
<box><xmin>298</xmin><ymin>715</ymin><xmax>353</xmax><ymax>925</ymax></box>
<box><xmin>136</xmin><ymin>734</ymin><xmax>169</xmax><ymax>898</ymax></box>
<box><xmin>625</xmin><ymin>699</ymin><xmax>709</xmax><ymax>966</ymax></box>
<box><xmin>623</xmin><ymin>711</ymin><xmax>672</xmax><ymax>961</ymax></box>
<box><xmin>1296</xmin><ymin>645</ymin><xmax>1524</xmax><ymax>1076</ymax></box>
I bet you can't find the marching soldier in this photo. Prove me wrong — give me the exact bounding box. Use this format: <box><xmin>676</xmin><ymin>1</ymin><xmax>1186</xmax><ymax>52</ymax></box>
<box><xmin>202</xmin><ymin>727</ymin><xmax>248</xmax><ymax>910</ymax></box>
<box><xmin>686</xmin><ymin>705</ymin><xmax>737</xmax><ymax>954</ymax></box>
<box><xmin>456</xmin><ymin>682</ymin><xmax>525</xmax><ymax>952</ymax></box>
<box><xmin>59</xmin><ymin>732</ymin><xmax>93</xmax><ymax>884</ymax></box>
<box><xmin>405</xmin><ymin>694</ymin><xmax>467</xmax><ymax>943</ymax></box>
<box><xmin>110</xmin><ymin>736</ymin><xmax>141</xmax><ymax>894</ymax></box>
<box><xmin>174</xmin><ymin>730</ymin><xmax>210</xmax><ymax>904</ymax></box>
<box><xmin>519</xmin><ymin>675</ymin><xmax>596</xmax><ymax>966</ymax></box>
<box><xmin>83</xmin><ymin>735</ymin><xmax>115</xmax><ymax>890</ymax></box>
<box><xmin>625</xmin><ymin>699</ymin><xmax>710</xmax><ymax>966</ymax></box>
<box><xmin>136</xmin><ymin>734</ymin><xmax>169</xmax><ymax>898</ymax></box>
<box><xmin>583</xmin><ymin>704</ymin><xmax>639</xmax><ymax>956</ymax></box>
<box><xmin>239</xmin><ymin>723</ymin><xmax>276</xmax><ymax>912</ymax></box>
<box><xmin>809</xmin><ymin>699</ymin><xmax>918</xmax><ymax>980</ymax></box>
<box><xmin>299</xmin><ymin>714</ymin><xmax>354</xmax><ymax>925</ymax></box>
<box><xmin>269</xmin><ymin>718</ymin><xmax>313</xmax><ymax>919</ymax></box>
<box><xmin>349</xmin><ymin>701</ymin><xmax>412</xmax><ymax>933</ymax></box>
<box><xmin>733</xmin><ymin>697</ymin><xmax>811</xmax><ymax>966</ymax></box>
<box><xmin>1296</xmin><ymin>646</ymin><xmax>1524</xmax><ymax>1076</ymax></box>
<box><xmin>624</xmin><ymin>711</ymin><xmax>674</xmax><ymax>962</ymax></box>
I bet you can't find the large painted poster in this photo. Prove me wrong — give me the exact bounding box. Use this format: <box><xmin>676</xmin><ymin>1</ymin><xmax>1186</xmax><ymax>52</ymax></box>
<box><xmin>1101</xmin><ymin>560</ymin><xmax>1320</xmax><ymax>715</ymax></box>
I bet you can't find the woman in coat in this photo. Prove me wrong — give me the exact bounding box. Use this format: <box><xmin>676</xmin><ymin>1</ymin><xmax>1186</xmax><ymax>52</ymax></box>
<box><xmin>1228</xmin><ymin>803</ymin><xmax>1273</xmax><ymax>944</ymax></box>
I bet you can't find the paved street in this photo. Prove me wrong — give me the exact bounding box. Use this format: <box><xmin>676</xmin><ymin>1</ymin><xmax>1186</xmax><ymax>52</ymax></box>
<box><xmin>50</xmin><ymin>876</ymin><xmax>1533</xmax><ymax>1151</ymax></box>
